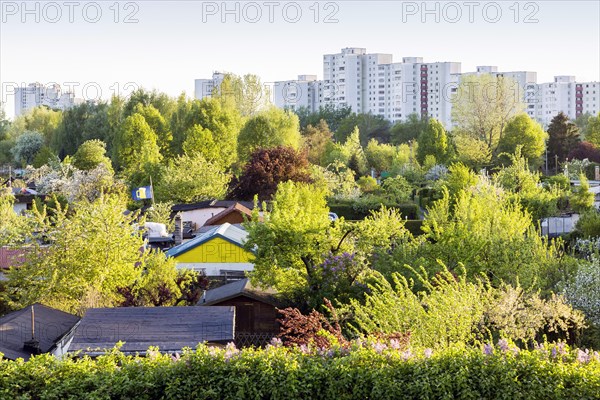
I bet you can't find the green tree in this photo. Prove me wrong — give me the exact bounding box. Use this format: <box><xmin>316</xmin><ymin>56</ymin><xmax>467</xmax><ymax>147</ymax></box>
<box><xmin>390</xmin><ymin>113</ymin><xmax>428</xmax><ymax>145</ymax></box>
<box><xmin>246</xmin><ymin>181</ymin><xmax>408</xmax><ymax>307</ymax></box>
<box><xmin>571</xmin><ymin>174</ymin><xmax>595</xmax><ymax>213</ymax></box>
<box><xmin>441</xmin><ymin>163</ymin><xmax>478</xmax><ymax>199</ymax></box>
<box><xmin>134</xmin><ymin>104</ymin><xmax>173</xmax><ymax>159</ymax></box>
<box><xmin>73</xmin><ymin>139</ymin><xmax>113</xmax><ymax>172</ymax></box>
<box><xmin>302</xmin><ymin>119</ymin><xmax>334</xmax><ymax>166</ymax></box>
<box><xmin>0</xmin><ymin>186</ymin><xmax>32</xmax><ymax>246</ymax></box>
<box><xmin>497</xmin><ymin>114</ymin><xmax>547</xmax><ymax>168</ymax></box>
<box><xmin>212</xmin><ymin>73</ymin><xmax>270</xmax><ymax>117</ymax></box>
<box><xmin>113</xmin><ymin>113</ymin><xmax>162</xmax><ymax>172</ymax></box>
<box><xmin>294</xmin><ymin>104</ymin><xmax>352</xmax><ymax>132</ymax></box>
<box><xmin>416</xmin><ymin>118</ymin><xmax>448</xmax><ymax>165</ymax></box>
<box><xmin>335</xmin><ymin>113</ymin><xmax>391</xmax><ymax>144</ymax></box>
<box><xmin>365</xmin><ymin>139</ymin><xmax>395</xmax><ymax>173</ymax></box>
<box><xmin>5</xmin><ymin>195</ymin><xmax>147</xmax><ymax>314</ymax></box>
<box><xmin>52</xmin><ymin>102</ymin><xmax>111</xmax><ymax>157</ymax></box>
<box><xmin>178</xmin><ymin>98</ymin><xmax>243</xmax><ymax>168</ymax></box>
<box><xmin>237</xmin><ymin>106</ymin><xmax>301</xmax><ymax>161</ymax></box>
<box><xmin>154</xmin><ymin>154</ymin><xmax>229</xmax><ymax>203</ymax></box>
<box><xmin>8</xmin><ymin>106</ymin><xmax>63</xmax><ymax>145</ymax></box>
<box><xmin>584</xmin><ymin>112</ymin><xmax>600</xmax><ymax>147</ymax></box>
<box><xmin>547</xmin><ymin>112</ymin><xmax>580</xmax><ymax>169</ymax></box>
<box><xmin>11</xmin><ymin>131</ymin><xmax>44</xmax><ymax>166</ymax></box>
<box><xmin>32</xmin><ymin>146</ymin><xmax>58</xmax><ymax>168</ymax></box>
<box><xmin>452</xmin><ymin>74</ymin><xmax>525</xmax><ymax>158</ymax></box>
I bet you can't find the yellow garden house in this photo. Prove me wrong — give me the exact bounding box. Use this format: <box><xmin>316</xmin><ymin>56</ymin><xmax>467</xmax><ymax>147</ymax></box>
<box><xmin>166</xmin><ymin>223</ymin><xmax>254</xmax><ymax>278</ymax></box>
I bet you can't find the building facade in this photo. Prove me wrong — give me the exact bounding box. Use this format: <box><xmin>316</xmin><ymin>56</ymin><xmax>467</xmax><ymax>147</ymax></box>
<box><xmin>15</xmin><ymin>83</ymin><xmax>78</xmax><ymax>116</ymax></box>
<box><xmin>197</xmin><ymin>47</ymin><xmax>600</xmax><ymax>129</ymax></box>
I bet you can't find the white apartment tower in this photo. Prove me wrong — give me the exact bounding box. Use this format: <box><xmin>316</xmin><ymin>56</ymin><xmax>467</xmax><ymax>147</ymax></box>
<box><xmin>527</xmin><ymin>76</ymin><xmax>600</xmax><ymax>127</ymax></box>
<box><xmin>273</xmin><ymin>75</ymin><xmax>322</xmax><ymax>112</ymax></box>
<box><xmin>15</xmin><ymin>83</ymin><xmax>78</xmax><ymax>116</ymax></box>
<box><xmin>194</xmin><ymin>72</ymin><xmax>226</xmax><ymax>100</ymax></box>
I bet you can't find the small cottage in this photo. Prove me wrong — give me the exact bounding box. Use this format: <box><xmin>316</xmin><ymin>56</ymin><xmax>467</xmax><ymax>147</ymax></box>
<box><xmin>199</xmin><ymin>279</ymin><xmax>280</xmax><ymax>347</ymax></box>
<box><xmin>166</xmin><ymin>223</ymin><xmax>254</xmax><ymax>279</ymax></box>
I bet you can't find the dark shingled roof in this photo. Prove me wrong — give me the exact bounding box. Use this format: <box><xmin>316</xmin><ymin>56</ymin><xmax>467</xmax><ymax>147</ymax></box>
<box><xmin>69</xmin><ymin>306</ymin><xmax>235</xmax><ymax>355</ymax></box>
<box><xmin>199</xmin><ymin>279</ymin><xmax>279</xmax><ymax>307</ymax></box>
<box><xmin>0</xmin><ymin>304</ymin><xmax>80</xmax><ymax>361</ymax></box>
<box><xmin>171</xmin><ymin>200</ymin><xmax>258</xmax><ymax>213</ymax></box>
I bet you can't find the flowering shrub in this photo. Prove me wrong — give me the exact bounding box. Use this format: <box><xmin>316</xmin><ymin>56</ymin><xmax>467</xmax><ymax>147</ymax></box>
<box><xmin>0</xmin><ymin>342</ymin><xmax>599</xmax><ymax>399</ymax></box>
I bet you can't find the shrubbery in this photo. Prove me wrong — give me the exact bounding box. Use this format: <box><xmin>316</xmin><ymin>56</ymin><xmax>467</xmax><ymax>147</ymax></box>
<box><xmin>1</xmin><ymin>342</ymin><xmax>599</xmax><ymax>399</ymax></box>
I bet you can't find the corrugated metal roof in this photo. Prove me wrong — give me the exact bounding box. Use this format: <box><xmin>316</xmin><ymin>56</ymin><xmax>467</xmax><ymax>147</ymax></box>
<box><xmin>69</xmin><ymin>306</ymin><xmax>234</xmax><ymax>354</ymax></box>
<box><xmin>165</xmin><ymin>223</ymin><xmax>248</xmax><ymax>258</ymax></box>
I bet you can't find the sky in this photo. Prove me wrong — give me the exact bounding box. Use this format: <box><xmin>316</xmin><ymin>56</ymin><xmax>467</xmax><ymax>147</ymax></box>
<box><xmin>1</xmin><ymin>0</ymin><xmax>599</xmax><ymax>118</ymax></box>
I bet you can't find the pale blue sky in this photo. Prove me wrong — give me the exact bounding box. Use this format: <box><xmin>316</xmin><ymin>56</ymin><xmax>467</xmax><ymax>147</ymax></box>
<box><xmin>1</xmin><ymin>0</ymin><xmax>599</xmax><ymax>118</ymax></box>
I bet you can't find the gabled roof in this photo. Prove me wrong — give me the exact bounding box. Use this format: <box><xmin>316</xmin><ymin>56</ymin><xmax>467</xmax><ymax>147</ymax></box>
<box><xmin>171</xmin><ymin>200</ymin><xmax>258</xmax><ymax>213</ymax></box>
<box><xmin>199</xmin><ymin>278</ymin><xmax>279</xmax><ymax>307</ymax></box>
<box><xmin>204</xmin><ymin>203</ymin><xmax>259</xmax><ymax>226</ymax></box>
<box><xmin>0</xmin><ymin>304</ymin><xmax>80</xmax><ymax>360</ymax></box>
<box><xmin>165</xmin><ymin>223</ymin><xmax>249</xmax><ymax>258</ymax></box>
<box><xmin>69</xmin><ymin>306</ymin><xmax>235</xmax><ymax>355</ymax></box>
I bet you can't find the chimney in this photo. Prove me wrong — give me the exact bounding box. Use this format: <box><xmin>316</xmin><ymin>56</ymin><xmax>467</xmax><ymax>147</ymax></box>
<box><xmin>23</xmin><ymin>305</ymin><xmax>41</xmax><ymax>355</ymax></box>
<box><xmin>174</xmin><ymin>213</ymin><xmax>183</xmax><ymax>245</ymax></box>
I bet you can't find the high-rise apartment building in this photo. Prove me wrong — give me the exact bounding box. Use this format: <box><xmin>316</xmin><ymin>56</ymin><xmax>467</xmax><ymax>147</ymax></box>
<box><xmin>196</xmin><ymin>48</ymin><xmax>599</xmax><ymax>129</ymax></box>
<box><xmin>15</xmin><ymin>83</ymin><xmax>78</xmax><ymax>116</ymax></box>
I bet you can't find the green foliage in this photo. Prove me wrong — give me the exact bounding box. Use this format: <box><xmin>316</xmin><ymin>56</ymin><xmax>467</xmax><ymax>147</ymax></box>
<box><xmin>0</xmin><ymin>187</ymin><xmax>32</xmax><ymax>246</ymax></box>
<box><xmin>381</xmin><ymin>176</ymin><xmax>413</xmax><ymax>204</ymax></box>
<box><xmin>146</xmin><ymin>201</ymin><xmax>175</xmax><ymax>232</ymax></box>
<box><xmin>416</xmin><ymin>118</ymin><xmax>448</xmax><ymax>165</ymax></box>
<box><xmin>356</xmin><ymin>176</ymin><xmax>378</xmax><ymax>194</ymax></box>
<box><xmin>134</xmin><ymin>104</ymin><xmax>173</xmax><ymax>159</ymax></box>
<box><xmin>335</xmin><ymin>113</ymin><xmax>391</xmax><ymax>145</ymax></box>
<box><xmin>212</xmin><ymin>73</ymin><xmax>271</xmax><ymax>117</ymax></box>
<box><xmin>113</xmin><ymin>113</ymin><xmax>162</xmax><ymax>172</ymax></box>
<box><xmin>246</xmin><ymin>182</ymin><xmax>408</xmax><ymax>306</ymax></box>
<box><xmin>364</xmin><ymin>139</ymin><xmax>395</xmax><ymax>173</ymax></box>
<box><xmin>8</xmin><ymin>106</ymin><xmax>63</xmax><ymax>144</ymax></box>
<box><xmin>10</xmin><ymin>131</ymin><xmax>44</xmax><ymax>166</ymax></box>
<box><xmin>31</xmin><ymin>145</ymin><xmax>58</xmax><ymax>168</ymax></box>
<box><xmin>301</xmin><ymin>119</ymin><xmax>334</xmax><ymax>166</ymax></box>
<box><xmin>497</xmin><ymin>114</ymin><xmax>548</xmax><ymax>168</ymax></box>
<box><xmin>494</xmin><ymin>148</ymin><xmax>559</xmax><ymax>220</ymax></box>
<box><xmin>421</xmin><ymin>183</ymin><xmax>562</xmax><ymax>288</ymax></box>
<box><xmin>547</xmin><ymin>112</ymin><xmax>580</xmax><ymax>169</ymax></box>
<box><xmin>351</xmin><ymin>267</ymin><xmax>583</xmax><ymax>348</ymax></box>
<box><xmin>451</xmin><ymin>74</ymin><xmax>525</xmax><ymax>158</ymax></box>
<box><xmin>176</xmin><ymin>98</ymin><xmax>242</xmax><ymax>168</ymax></box>
<box><xmin>237</xmin><ymin>107</ymin><xmax>301</xmax><ymax>161</ymax></box>
<box><xmin>453</xmin><ymin>133</ymin><xmax>492</xmax><ymax>169</ymax></box>
<box><xmin>52</xmin><ymin>102</ymin><xmax>111</xmax><ymax>157</ymax></box>
<box><xmin>585</xmin><ymin>112</ymin><xmax>600</xmax><ymax>147</ymax></box>
<box><xmin>5</xmin><ymin>195</ymin><xmax>146</xmax><ymax>314</ymax></box>
<box><xmin>1</xmin><ymin>343</ymin><xmax>600</xmax><ymax>399</ymax></box>
<box><xmin>72</xmin><ymin>139</ymin><xmax>113</xmax><ymax>172</ymax></box>
<box><xmin>295</xmin><ymin>104</ymin><xmax>352</xmax><ymax>132</ymax></box>
<box><xmin>154</xmin><ymin>154</ymin><xmax>229</xmax><ymax>203</ymax></box>
<box><xmin>574</xmin><ymin>210</ymin><xmax>600</xmax><ymax>238</ymax></box>
<box><xmin>571</xmin><ymin>174</ymin><xmax>595</xmax><ymax>213</ymax></box>
<box><xmin>390</xmin><ymin>113</ymin><xmax>428</xmax><ymax>145</ymax></box>
<box><xmin>441</xmin><ymin>163</ymin><xmax>478</xmax><ymax>199</ymax></box>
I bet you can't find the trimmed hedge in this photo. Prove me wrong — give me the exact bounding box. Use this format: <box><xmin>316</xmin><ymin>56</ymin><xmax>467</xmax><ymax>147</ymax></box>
<box><xmin>329</xmin><ymin>202</ymin><xmax>418</xmax><ymax>220</ymax></box>
<box><xmin>1</xmin><ymin>343</ymin><xmax>599</xmax><ymax>399</ymax></box>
